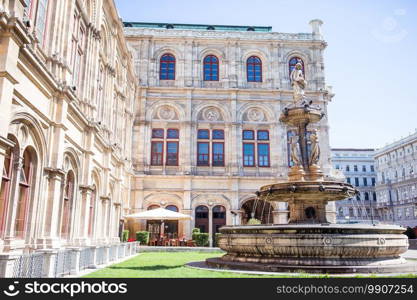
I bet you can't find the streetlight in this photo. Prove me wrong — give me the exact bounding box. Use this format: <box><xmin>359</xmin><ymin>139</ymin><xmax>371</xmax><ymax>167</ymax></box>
<box><xmin>387</xmin><ymin>179</ymin><xmax>395</xmax><ymax>223</ymax></box>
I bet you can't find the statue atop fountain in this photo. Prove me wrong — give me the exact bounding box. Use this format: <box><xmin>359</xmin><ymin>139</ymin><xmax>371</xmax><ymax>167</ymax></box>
<box><xmin>290</xmin><ymin>62</ymin><xmax>307</xmax><ymax>105</ymax></box>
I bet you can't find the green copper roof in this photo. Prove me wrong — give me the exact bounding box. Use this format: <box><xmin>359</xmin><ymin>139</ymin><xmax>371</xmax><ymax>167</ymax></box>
<box><xmin>123</xmin><ymin>22</ymin><xmax>272</xmax><ymax>32</ymax></box>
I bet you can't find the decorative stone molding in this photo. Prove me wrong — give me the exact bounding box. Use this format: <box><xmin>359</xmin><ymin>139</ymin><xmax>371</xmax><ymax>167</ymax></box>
<box><xmin>202</xmin><ymin>107</ymin><xmax>221</xmax><ymax>122</ymax></box>
<box><xmin>246</xmin><ymin>108</ymin><xmax>265</xmax><ymax>122</ymax></box>
<box><xmin>44</xmin><ymin>167</ymin><xmax>66</xmax><ymax>179</ymax></box>
<box><xmin>100</xmin><ymin>195</ymin><xmax>111</xmax><ymax>202</ymax></box>
<box><xmin>157</xmin><ymin>105</ymin><xmax>176</xmax><ymax>120</ymax></box>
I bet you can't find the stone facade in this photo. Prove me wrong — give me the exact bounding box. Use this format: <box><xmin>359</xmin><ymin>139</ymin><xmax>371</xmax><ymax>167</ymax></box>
<box><xmin>331</xmin><ymin>149</ymin><xmax>378</xmax><ymax>223</ymax></box>
<box><xmin>124</xmin><ymin>21</ymin><xmax>335</xmax><ymax>244</ymax></box>
<box><xmin>374</xmin><ymin>132</ymin><xmax>417</xmax><ymax>227</ymax></box>
<box><xmin>0</xmin><ymin>0</ymin><xmax>136</xmax><ymax>258</ymax></box>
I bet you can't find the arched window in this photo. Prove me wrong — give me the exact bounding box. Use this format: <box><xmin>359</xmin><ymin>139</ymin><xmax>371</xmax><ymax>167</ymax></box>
<box><xmin>166</xmin><ymin>205</ymin><xmax>178</xmax><ymax>212</ymax></box>
<box><xmin>289</xmin><ymin>57</ymin><xmax>305</xmax><ymax>78</ymax></box>
<box><xmin>195</xmin><ymin>205</ymin><xmax>209</xmax><ymax>233</ymax></box>
<box><xmin>0</xmin><ymin>143</ymin><xmax>16</xmax><ymax>235</ymax></box>
<box><xmin>212</xmin><ymin>205</ymin><xmax>226</xmax><ymax>243</ymax></box>
<box><xmin>247</xmin><ymin>56</ymin><xmax>262</xmax><ymax>82</ymax></box>
<box><xmin>61</xmin><ymin>171</ymin><xmax>75</xmax><ymax>239</ymax></box>
<box><xmin>160</xmin><ymin>53</ymin><xmax>175</xmax><ymax>80</ymax></box>
<box><xmin>203</xmin><ymin>55</ymin><xmax>219</xmax><ymax>81</ymax></box>
<box><xmin>15</xmin><ymin>148</ymin><xmax>36</xmax><ymax>238</ymax></box>
<box><xmin>148</xmin><ymin>205</ymin><xmax>160</xmax><ymax>210</ymax></box>
<box><xmin>88</xmin><ymin>185</ymin><xmax>96</xmax><ymax>237</ymax></box>
<box><xmin>165</xmin><ymin>205</ymin><xmax>179</xmax><ymax>238</ymax></box>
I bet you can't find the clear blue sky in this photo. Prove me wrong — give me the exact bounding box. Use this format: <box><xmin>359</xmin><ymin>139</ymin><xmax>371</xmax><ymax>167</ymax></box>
<box><xmin>115</xmin><ymin>0</ymin><xmax>417</xmax><ymax>149</ymax></box>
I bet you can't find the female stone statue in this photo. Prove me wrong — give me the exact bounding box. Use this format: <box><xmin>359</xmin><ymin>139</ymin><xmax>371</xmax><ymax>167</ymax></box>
<box><xmin>290</xmin><ymin>135</ymin><xmax>302</xmax><ymax>166</ymax></box>
<box><xmin>309</xmin><ymin>130</ymin><xmax>320</xmax><ymax>166</ymax></box>
<box><xmin>290</xmin><ymin>62</ymin><xmax>307</xmax><ymax>103</ymax></box>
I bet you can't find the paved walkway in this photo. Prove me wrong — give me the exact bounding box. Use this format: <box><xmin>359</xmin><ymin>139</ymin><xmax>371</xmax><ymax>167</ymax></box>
<box><xmin>402</xmin><ymin>249</ymin><xmax>417</xmax><ymax>259</ymax></box>
<box><xmin>137</xmin><ymin>246</ymin><xmax>223</xmax><ymax>252</ymax></box>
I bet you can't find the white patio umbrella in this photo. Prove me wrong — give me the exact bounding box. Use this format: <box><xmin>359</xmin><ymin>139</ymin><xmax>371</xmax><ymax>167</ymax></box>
<box><xmin>124</xmin><ymin>207</ymin><xmax>192</xmax><ymax>220</ymax></box>
<box><xmin>124</xmin><ymin>207</ymin><xmax>192</xmax><ymax>241</ymax></box>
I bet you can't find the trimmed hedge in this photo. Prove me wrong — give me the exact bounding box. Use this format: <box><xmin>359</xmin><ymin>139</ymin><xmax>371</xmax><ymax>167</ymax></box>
<box><xmin>193</xmin><ymin>233</ymin><xmax>209</xmax><ymax>247</ymax></box>
<box><xmin>214</xmin><ymin>233</ymin><xmax>221</xmax><ymax>247</ymax></box>
<box><xmin>136</xmin><ymin>231</ymin><xmax>150</xmax><ymax>245</ymax></box>
<box><xmin>192</xmin><ymin>228</ymin><xmax>200</xmax><ymax>241</ymax></box>
<box><xmin>122</xmin><ymin>230</ymin><xmax>129</xmax><ymax>242</ymax></box>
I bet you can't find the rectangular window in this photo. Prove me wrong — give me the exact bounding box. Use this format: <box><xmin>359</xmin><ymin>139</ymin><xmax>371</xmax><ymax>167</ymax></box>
<box><xmin>243</xmin><ymin>143</ymin><xmax>255</xmax><ymax>167</ymax></box>
<box><xmin>354</xmin><ymin>177</ymin><xmax>359</xmax><ymax>186</ymax></box>
<box><xmin>197</xmin><ymin>129</ymin><xmax>209</xmax><ymax>139</ymax></box>
<box><xmin>35</xmin><ymin>0</ymin><xmax>49</xmax><ymax>45</ymax></box>
<box><xmin>212</xmin><ymin>130</ymin><xmax>224</xmax><ymax>140</ymax></box>
<box><xmin>257</xmin><ymin>130</ymin><xmax>269</xmax><ymax>141</ymax></box>
<box><xmin>152</xmin><ymin>129</ymin><xmax>164</xmax><ymax>139</ymax></box>
<box><xmin>371</xmin><ymin>178</ymin><xmax>376</xmax><ymax>186</ymax></box>
<box><xmin>167</xmin><ymin>129</ymin><xmax>179</xmax><ymax>139</ymax></box>
<box><xmin>197</xmin><ymin>142</ymin><xmax>209</xmax><ymax>166</ymax></box>
<box><xmin>370</xmin><ymin>165</ymin><xmax>375</xmax><ymax>172</ymax></box>
<box><xmin>363</xmin><ymin>178</ymin><xmax>368</xmax><ymax>186</ymax></box>
<box><xmin>166</xmin><ymin>142</ymin><xmax>178</xmax><ymax>166</ymax></box>
<box><xmin>258</xmin><ymin>144</ymin><xmax>270</xmax><ymax>167</ymax></box>
<box><xmin>362</xmin><ymin>165</ymin><xmax>367</xmax><ymax>172</ymax></box>
<box><xmin>346</xmin><ymin>165</ymin><xmax>350</xmax><ymax>172</ymax></box>
<box><xmin>354</xmin><ymin>165</ymin><xmax>358</xmax><ymax>172</ymax></box>
<box><xmin>151</xmin><ymin>142</ymin><xmax>163</xmax><ymax>166</ymax></box>
<box><xmin>243</xmin><ymin>130</ymin><xmax>254</xmax><ymax>140</ymax></box>
<box><xmin>347</xmin><ymin>177</ymin><xmax>351</xmax><ymax>184</ymax></box>
<box><xmin>212</xmin><ymin>143</ymin><xmax>224</xmax><ymax>166</ymax></box>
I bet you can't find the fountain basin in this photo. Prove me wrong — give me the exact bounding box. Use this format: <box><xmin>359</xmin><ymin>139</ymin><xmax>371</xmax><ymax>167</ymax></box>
<box><xmin>259</xmin><ymin>181</ymin><xmax>357</xmax><ymax>202</ymax></box>
<box><xmin>206</xmin><ymin>224</ymin><xmax>417</xmax><ymax>273</ymax></box>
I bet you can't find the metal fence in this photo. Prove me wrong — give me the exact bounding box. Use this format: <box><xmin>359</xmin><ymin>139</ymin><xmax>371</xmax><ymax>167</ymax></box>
<box><xmin>79</xmin><ymin>247</ymin><xmax>94</xmax><ymax>271</ymax></box>
<box><xmin>11</xmin><ymin>253</ymin><xmax>44</xmax><ymax>278</ymax></box>
<box><xmin>54</xmin><ymin>250</ymin><xmax>76</xmax><ymax>278</ymax></box>
<box><xmin>4</xmin><ymin>242</ymin><xmax>140</xmax><ymax>278</ymax></box>
<box><xmin>108</xmin><ymin>245</ymin><xmax>115</xmax><ymax>262</ymax></box>
<box><xmin>96</xmin><ymin>246</ymin><xmax>107</xmax><ymax>265</ymax></box>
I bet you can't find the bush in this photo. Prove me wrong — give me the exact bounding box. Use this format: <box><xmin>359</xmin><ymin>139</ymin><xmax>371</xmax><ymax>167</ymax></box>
<box><xmin>193</xmin><ymin>233</ymin><xmax>210</xmax><ymax>247</ymax></box>
<box><xmin>136</xmin><ymin>231</ymin><xmax>150</xmax><ymax>245</ymax></box>
<box><xmin>247</xmin><ymin>218</ymin><xmax>261</xmax><ymax>225</ymax></box>
<box><xmin>214</xmin><ymin>233</ymin><xmax>222</xmax><ymax>247</ymax></box>
<box><xmin>122</xmin><ymin>230</ymin><xmax>129</xmax><ymax>242</ymax></box>
<box><xmin>192</xmin><ymin>228</ymin><xmax>200</xmax><ymax>240</ymax></box>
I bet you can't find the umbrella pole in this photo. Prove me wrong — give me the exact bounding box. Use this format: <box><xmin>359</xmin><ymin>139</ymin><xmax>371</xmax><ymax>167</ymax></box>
<box><xmin>160</xmin><ymin>220</ymin><xmax>165</xmax><ymax>239</ymax></box>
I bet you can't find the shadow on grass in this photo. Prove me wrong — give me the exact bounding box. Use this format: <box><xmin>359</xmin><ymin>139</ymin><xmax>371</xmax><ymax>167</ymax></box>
<box><xmin>108</xmin><ymin>265</ymin><xmax>183</xmax><ymax>271</ymax></box>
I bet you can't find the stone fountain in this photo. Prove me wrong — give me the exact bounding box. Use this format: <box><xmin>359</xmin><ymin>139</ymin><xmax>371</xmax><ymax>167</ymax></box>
<box><xmin>205</xmin><ymin>62</ymin><xmax>417</xmax><ymax>273</ymax></box>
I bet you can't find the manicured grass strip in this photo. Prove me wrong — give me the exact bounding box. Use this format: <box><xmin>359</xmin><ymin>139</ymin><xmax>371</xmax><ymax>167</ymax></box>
<box><xmin>83</xmin><ymin>252</ymin><xmax>417</xmax><ymax>278</ymax></box>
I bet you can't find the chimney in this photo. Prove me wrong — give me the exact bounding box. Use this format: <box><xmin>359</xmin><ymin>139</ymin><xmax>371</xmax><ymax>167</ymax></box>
<box><xmin>309</xmin><ymin>19</ymin><xmax>324</xmax><ymax>39</ymax></box>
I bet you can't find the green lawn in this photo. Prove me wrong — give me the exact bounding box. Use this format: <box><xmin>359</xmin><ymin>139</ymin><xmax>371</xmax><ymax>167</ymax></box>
<box><xmin>83</xmin><ymin>252</ymin><xmax>417</xmax><ymax>278</ymax></box>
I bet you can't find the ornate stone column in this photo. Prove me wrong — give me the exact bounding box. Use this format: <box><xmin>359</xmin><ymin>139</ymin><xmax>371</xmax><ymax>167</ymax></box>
<box><xmin>208</xmin><ymin>205</ymin><xmax>213</xmax><ymax>247</ymax></box>
<box><xmin>39</xmin><ymin>167</ymin><xmax>66</xmax><ymax>249</ymax></box>
<box><xmin>76</xmin><ymin>184</ymin><xmax>94</xmax><ymax>246</ymax></box>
